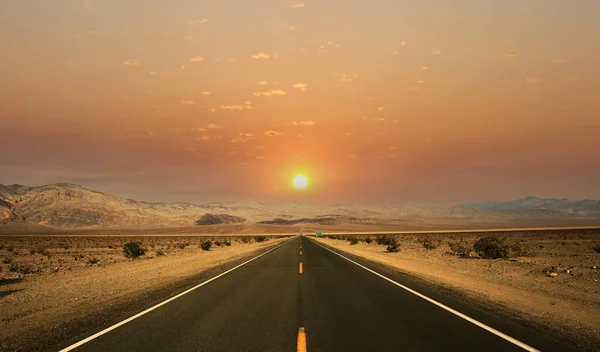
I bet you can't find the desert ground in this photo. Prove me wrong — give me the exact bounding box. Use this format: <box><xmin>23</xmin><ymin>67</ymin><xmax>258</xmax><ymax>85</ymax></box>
<box><xmin>0</xmin><ymin>234</ymin><xmax>291</xmax><ymax>352</ymax></box>
<box><xmin>314</xmin><ymin>229</ymin><xmax>600</xmax><ymax>349</ymax></box>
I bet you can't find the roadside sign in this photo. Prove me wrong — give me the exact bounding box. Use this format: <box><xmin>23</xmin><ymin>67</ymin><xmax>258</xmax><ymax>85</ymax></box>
<box><xmin>315</xmin><ymin>232</ymin><xmax>322</xmax><ymax>237</ymax></box>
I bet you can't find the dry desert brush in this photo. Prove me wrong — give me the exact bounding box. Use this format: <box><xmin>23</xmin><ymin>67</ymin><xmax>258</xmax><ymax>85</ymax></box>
<box><xmin>123</xmin><ymin>241</ymin><xmax>146</xmax><ymax>259</ymax></box>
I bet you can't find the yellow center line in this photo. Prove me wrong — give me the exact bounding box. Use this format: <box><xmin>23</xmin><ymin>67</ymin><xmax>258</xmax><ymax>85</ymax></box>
<box><xmin>297</xmin><ymin>327</ymin><xmax>307</xmax><ymax>352</ymax></box>
<box><xmin>299</xmin><ymin>262</ymin><xmax>303</xmax><ymax>274</ymax></box>
<box><xmin>300</xmin><ymin>250</ymin><xmax>302</xmax><ymax>255</ymax></box>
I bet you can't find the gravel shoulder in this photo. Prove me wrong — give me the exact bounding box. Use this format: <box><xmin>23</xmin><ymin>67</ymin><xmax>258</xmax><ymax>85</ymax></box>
<box><xmin>0</xmin><ymin>236</ymin><xmax>289</xmax><ymax>352</ymax></box>
<box><xmin>314</xmin><ymin>231</ymin><xmax>600</xmax><ymax>351</ymax></box>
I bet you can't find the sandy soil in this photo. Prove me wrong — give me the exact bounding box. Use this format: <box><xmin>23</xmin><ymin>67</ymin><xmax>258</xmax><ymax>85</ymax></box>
<box><xmin>0</xmin><ymin>235</ymin><xmax>289</xmax><ymax>351</ymax></box>
<box><xmin>314</xmin><ymin>230</ymin><xmax>600</xmax><ymax>349</ymax></box>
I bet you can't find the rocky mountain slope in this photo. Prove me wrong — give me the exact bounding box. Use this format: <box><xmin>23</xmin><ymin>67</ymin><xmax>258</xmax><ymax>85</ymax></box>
<box><xmin>1</xmin><ymin>183</ymin><xmax>599</xmax><ymax>231</ymax></box>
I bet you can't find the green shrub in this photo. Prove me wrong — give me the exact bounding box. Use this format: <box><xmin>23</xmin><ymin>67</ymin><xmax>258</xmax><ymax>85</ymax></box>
<box><xmin>156</xmin><ymin>250</ymin><xmax>164</xmax><ymax>256</ymax></box>
<box><xmin>123</xmin><ymin>242</ymin><xmax>146</xmax><ymax>259</ymax></box>
<box><xmin>348</xmin><ymin>236</ymin><xmax>359</xmax><ymax>245</ymax></box>
<box><xmin>448</xmin><ymin>240</ymin><xmax>472</xmax><ymax>257</ymax></box>
<box><xmin>225</xmin><ymin>240</ymin><xmax>232</xmax><ymax>246</ymax></box>
<box><xmin>376</xmin><ymin>235</ymin><xmax>397</xmax><ymax>246</ymax></box>
<box><xmin>364</xmin><ymin>237</ymin><xmax>372</xmax><ymax>244</ymax></box>
<box><xmin>214</xmin><ymin>241</ymin><xmax>222</xmax><ymax>247</ymax></box>
<box><xmin>240</xmin><ymin>236</ymin><xmax>251</xmax><ymax>244</ymax></box>
<box><xmin>386</xmin><ymin>243</ymin><xmax>400</xmax><ymax>253</ymax></box>
<box><xmin>254</xmin><ymin>236</ymin><xmax>267</xmax><ymax>242</ymax></box>
<box><xmin>422</xmin><ymin>238</ymin><xmax>441</xmax><ymax>250</ymax></box>
<box><xmin>473</xmin><ymin>236</ymin><xmax>509</xmax><ymax>259</ymax></box>
<box><xmin>200</xmin><ymin>241</ymin><xmax>212</xmax><ymax>251</ymax></box>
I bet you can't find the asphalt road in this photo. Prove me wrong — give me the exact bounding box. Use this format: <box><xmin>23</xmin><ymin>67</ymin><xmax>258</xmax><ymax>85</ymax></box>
<box><xmin>61</xmin><ymin>236</ymin><xmax>578</xmax><ymax>352</ymax></box>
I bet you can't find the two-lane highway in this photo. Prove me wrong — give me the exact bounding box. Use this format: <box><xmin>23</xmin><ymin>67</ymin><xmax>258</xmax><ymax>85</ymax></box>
<box><xmin>60</xmin><ymin>236</ymin><xmax>576</xmax><ymax>352</ymax></box>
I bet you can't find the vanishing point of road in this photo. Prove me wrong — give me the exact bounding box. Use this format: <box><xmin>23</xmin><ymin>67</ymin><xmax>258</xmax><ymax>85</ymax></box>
<box><xmin>59</xmin><ymin>236</ymin><xmax>578</xmax><ymax>352</ymax></box>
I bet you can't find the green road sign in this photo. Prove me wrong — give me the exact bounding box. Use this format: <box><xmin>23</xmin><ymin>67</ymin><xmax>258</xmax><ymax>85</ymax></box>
<box><xmin>315</xmin><ymin>232</ymin><xmax>322</xmax><ymax>237</ymax></box>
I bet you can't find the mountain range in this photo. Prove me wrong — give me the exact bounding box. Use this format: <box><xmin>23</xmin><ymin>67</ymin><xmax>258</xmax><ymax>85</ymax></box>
<box><xmin>1</xmin><ymin>183</ymin><xmax>599</xmax><ymax>232</ymax></box>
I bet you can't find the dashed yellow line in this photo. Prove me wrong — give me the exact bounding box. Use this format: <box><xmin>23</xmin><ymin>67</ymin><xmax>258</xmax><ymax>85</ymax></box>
<box><xmin>299</xmin><ymin>262</ymin><xmax>303</xmax><ymax>274</ymax></box>
<box><xmin>297</xmin><ymin>327</ymin><xmax>307</xmax><ymax>352</ymax></box>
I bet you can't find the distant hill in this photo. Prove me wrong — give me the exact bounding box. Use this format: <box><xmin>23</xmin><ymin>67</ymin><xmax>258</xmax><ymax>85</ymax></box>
<box><xmin>196</xmin><ymin>213</ymin><xmax>246</xmax><ymax>225</ymax></box>
<box><xmin>1</xmin><ymin>183</ymin><xmax>599</xmax><ymax>231</ymax></box>
<box><xmin>457</xmin><ymin>196</ymin><xmax>600</xmax><ymax>216</ymax></box>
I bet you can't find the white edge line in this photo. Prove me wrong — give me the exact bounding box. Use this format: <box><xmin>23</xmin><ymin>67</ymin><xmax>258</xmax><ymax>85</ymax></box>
<box><xmin>309</xmin><ymin>238</ymin><xmax>540</xmax><ymax>352</ymax></box>
<box><xmin>59</xmin><ymin>237</ymin><xmax>295</xmax><ymax>352</ymax></box>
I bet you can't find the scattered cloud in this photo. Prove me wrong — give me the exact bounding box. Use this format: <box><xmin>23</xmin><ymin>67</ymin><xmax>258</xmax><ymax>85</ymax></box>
<box><xmin>292</xmin><ymin>120</ymin><xmax>315</xmax><ymax>127</ymax></box>
<box><xmin>254</xmin><ymin>90</ymin><xmax>287</xmax><ymax>97</ymax></box>
<box><xmin>388</xmin><ymin>146</ymin><xmax>398</xmax><ymax>150</ymax></box>
<box><xmin>251</xmin><ymin>52</ymin><xmax>270</xmax><ymax>59</ymax></box>
<box><xmin>259</xmin><ymin>81</ymin><xmax>268</xmax><ymax>85</ymax></box>
<box><xmin>189</xmin><ymin>57</ymin><xmax>204</xmax><ymax>63</ymax></box>
<box><xmin>123</xmin><ymin>60</ymin><xmax>139</xmax><ymax>66</ymax></box>
<box><xmin>201</xmin><ymin>91</ymin><xmax>211</xmax><ymax>96</ymax></box>
<box><xmin>378</xmin><ymin>107</ymin><xmax>385</xmax><ymax>112</ymax></box>
<box><xmin>244</xmin><ymin>101</ymin><xmax>252</xmax><ymax>105</ymax></box>
<box><xmin>191</xmin><ymin>127</ymin><xmax>206</xmax><ymax>132</ymax></box>
<box><xmin>338</xmin><ymin>73</ymin><xmax>358</xmax><ymax>83</ymax></box>
<box><xmin>188</xmin><ymin>19</ymin><xmax>208</xmax><ymax>26</ymax></box>
<box><xmin>197</xmin><ymin>136</ymin><xmax>210</xmax><ymax>141</ymax></box>
<box><xmin>293</xmin><ymin>83</ymin><xmax>307</xmax><ymax>92</ymax></box>
<box><xmin>180</xmin><ymin>100</ymin><xmax>196</xmax><ymax>105</ymax></box>
<box><xmin>264</xmin><ymin>130</ymin><xmax>283</xmax><ymax>137</ymax></box>
<box><xmin>148</xmin><ymin>71</ymin><xmax>156</xmax><ymax>75</ymax></box>
<box><xmin>290</xmin><ymin>3</ymin><xmax>305</xmax><ymax>8</ymax></box>
<box><xmin>420</xmin><ymin>65</ymin><xmax>429</xmax><ymax>70</ymax></box>
<box><xmin>432</xmin><ymin>51</ymin><xmax>441</xmax><ymax>56</ymax></box>
<box><xmin>525</xmin><ymin>77</ymin><xmax>542</xmax><ymax>84</ymax></box>
<box><xmin>221</xmin><ymin>104</ymin><xmax>252</xmax><ymax>111</ymax></box>
<box><xmin>207</xmin><ymin>124</ymin><xmax>221</xmax><ymax>129</ymax></box>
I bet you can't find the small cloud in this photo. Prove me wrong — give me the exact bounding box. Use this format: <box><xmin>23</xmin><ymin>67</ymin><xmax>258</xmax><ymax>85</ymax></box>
<box><xmin>525</xmin><ymin>77</ymin><xmax>542</xmax><ymax>84</ymax></box>
<box><xmin>189</xmin><ymin>57</ymin><xmax>204</xmax><ymax>63</ymax></box>
<box><xmin>148</xmin><ymin>71</ymin><xmax>156</xmax><ymax>75</ymax></box>
<box><xmin>256</xmin><ymin>156</ymin><xmax>267</xmax><ymax>160</ymax></box>
<box><xmin>417</xmin><ymin>80</ymin><xmax>425</xmax><ymax>84</ymax></box>
<box><xmin>180</xmin><ymin>100</ymin><xmax>196</xmax><ymax>105</ymax></box>
<box><xmin>207</xmin><ymin>124</ymin><xmax>221</xmax><ymax>129</ymax></box>
<box><xmin>401</xmin><ymin>41</ymin><xmax>407</xmax><ymax>47</ymax></box>
<box><xmin>283</xmin><ymin>26</ymin><xmax>297</xmax><ymax>31</ymax></box>
<box><xmin>180</xmin><ymin>65</ymin><xmax>186</xmax><ymax>70</ymax></box>
<box><xmin>197</xmin><ymin>136</ymin><xmax>211</xmax><ymax>141</ymax></box>
<box><xmin>191</xmin><ymin>127</ymin><xmax>206</xmax><ymax>132</ymax></box>
<box><xmin>297</xmin><ymin>134</ymin><xmax>304</xmax><ymax>138</ymax></box>
<box><xmin>188</xmin><ymin>19</ymin><xmax>208</xmax><ymax>26</ymax></box>
<box><xmin>292</xmin><ymin>120</ymin><xmax>315</xmax><ymax>127</ymax></box>
<box><xmin>432</xmin><ymin>51</ymin><xmax>441</xmax><ymax>56</ymax></box>
<box><xmin>254</xmin><ymin>90</ymin><xmax>287</xmax><ymax>97</ymax></box>
<box><xmin>420</xmin><ymin>65</ymin><xmax>429</xmax><ymax>70</ymax></box>
<box><xmin>504</xmin><ymin>51</ymin><xmax>517</xmax><ymax>57</ymax></box>
<box><xmin>201</xmin><ymin>91</ymin><xmax>211</xmax><ymax>96</ymax></box>
<box><xmin>388</xmin><ymin>146</ymin><xmax>397</xmax><ymax>150</ymax></box>
<box><xmin>264</xmin><ymin>130</ymin><xmax>283</xmax><ymax>137</ymax></box>
<box><xmin>240</xmin><ymin>133</ymin><xmax>254</xmax><ymax>137</ymax></box>
<box><xmin>251</xmin><ymin>52</ymin><xmax>270</xmax><ymax>59</ymax></box>
<box><xmin>123</xmin><ymin>60</ymin><xmax>139</xmax><ymax>66</ymax></box>
<box><xmin>221</xmin><ymin>105</ymin><xmax>252</xmax><ymax>111</ymax></box>
<box><xmin>293</xmin><ymin>83</ymin><xmax>307</xmax><ymax>92</ymax></box>
<box><xmin>378</xmin><ymin>107</ymin><xmax>384</xmax><ymax>112</ymax></box>
<box><xmin>244</xmin><ymin>101</ymin><xmax>252</xmax><ymax>105</ymax></box>
<box><xmin>290</xmin><ymin>3</ymin><xmax>305</xmax><ymax>8</ymax></box>
<box><xmin>346</xmin><ymin>132</ymin><xmax>352</xmax><ymax>136</ymax></box>
<box><xmin>259</xmin><ymin>81</ymin><xmax>268</xmax><ymax>85</ymax></box>
<box><xmin>347</xmin><ymin>154</ymin><xmax>356</xmax><ymax>158</ymax></box>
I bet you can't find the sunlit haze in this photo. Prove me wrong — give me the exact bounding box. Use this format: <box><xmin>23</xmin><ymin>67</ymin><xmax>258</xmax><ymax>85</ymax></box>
<box><xmin>1</xmin><ymin>1</ymin><xmax>599</xmax><ymax>205</ymax></box>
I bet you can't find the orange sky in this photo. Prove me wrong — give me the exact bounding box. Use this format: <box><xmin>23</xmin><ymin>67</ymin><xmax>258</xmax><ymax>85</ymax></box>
<box><xmin>1</xmin><ymin>1</ymin><xmax>599</xmax><ymax>205</ymax></box>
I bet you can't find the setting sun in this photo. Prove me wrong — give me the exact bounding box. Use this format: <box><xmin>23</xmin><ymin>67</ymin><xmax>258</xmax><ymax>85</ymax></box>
<box><xmin>292</xmin><ymin>175</ymin><xmax>309</xmax><ymax>190</ymax></box>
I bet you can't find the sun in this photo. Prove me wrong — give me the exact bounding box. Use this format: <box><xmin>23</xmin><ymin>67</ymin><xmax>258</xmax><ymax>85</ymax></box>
<box><xmin>292</xmin><ymin>174</ymin><xmax>309</xmax><ymax>190</ymax></box>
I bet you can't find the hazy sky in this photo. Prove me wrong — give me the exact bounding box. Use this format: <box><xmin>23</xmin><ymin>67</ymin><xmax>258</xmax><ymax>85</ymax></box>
<box><xmin>1</xmin><ymin>0</ymin><xmax>599</xmax><ymax>205</ymax></box>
